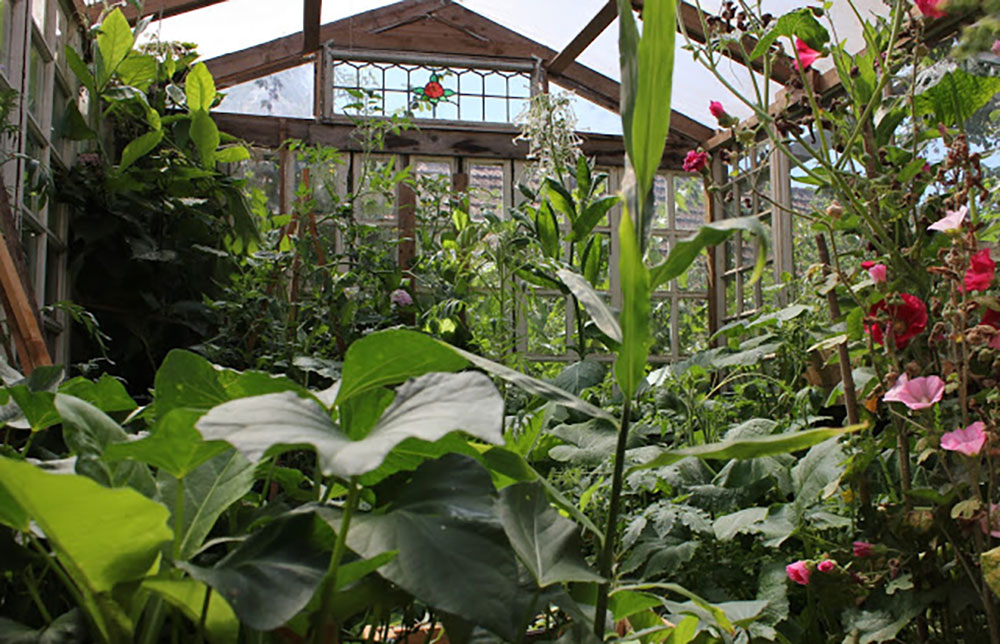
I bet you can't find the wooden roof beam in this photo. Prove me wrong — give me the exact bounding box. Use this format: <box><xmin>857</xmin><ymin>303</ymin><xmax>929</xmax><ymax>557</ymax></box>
<box><xmin>88</xmin><ymin>0</ymin><xmax>230</xmax><ymax>25</ymax></box>
<box><xmin>304</xmin><ymin>0</ymin><xmax>323</xmax><ymax>53</ymax></box>
<box><xmin>547</xmin><ymin>0</ymin><xmax>616</xmax><ymax>75</ymax></box>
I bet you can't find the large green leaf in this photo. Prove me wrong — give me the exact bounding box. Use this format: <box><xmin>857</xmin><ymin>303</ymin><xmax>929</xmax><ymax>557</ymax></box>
<box><xmin>59</xmin><ymin>375</ymin><xmax>136</xmax><ymax>413</ymax></box>
<box><xmin>159</xmin><ymin>449</ymin><xmax>255</xmax><ymax>560</ymax></box>
<box><xmin>180</xmin><ymin>512</ymin><xmax>329</xmax><ymax>632</ymax></box>
<box><xmin>325</xmin><ymin>455</ymin><xmax>530</xmax><ymax>640</ymax></box>
<box><xmin>557</xmin><ymin>268</ymin><xmax>622</xmax><ymax>343</ymax></box>
<box><xmin>439</xmin><ymin>343</ymin><xmax>616</xmax><ymax>422</ymax></box>
<box><xmin>550</xmin><ymin>360</ymin><xmax>607</xmax><ymax>396</ymax></box>
<box><xmin>116</xmin><ymin>54</ymin><xmax>157</xmax><ymax>91</ymax></box>
<box><xmin>96</xmin><ymin>9</ymin><xmax>134</xmax><ymax>84</ymax></box>
<box><xmin>190</xmin><ymin>109</ymin><xmax>219</xmax><ymax>169</ymax></box>
<box><xmin>0</xmin><ymin>457</ymin><xmax>171</xmax><ymax>642</ymax></box>
<box><xmin>119</xmin><ymin>129</ymin><xmax>163</xmax><ymax>172</ymax></box>
<box><xmin>198</xmin><ymin>372</ymin><xmax>503</xmax><ymax>478</ymax></box>
<box><xmin>185</xmin><ymin>62</ymin><xmax>217</xmax><ymax>112</ymax></box>
<box><xmin>650</xmin><ymin>216</ymin><xmax>768</xmax><ymax>291</ymax></box>
<box><xmin>914</xmin><ymin>67</ymin><xmax>1000</xmax><ymax>129</ymax></box>
<box><xmin>0</xmin><ymin>609</ymin><xmax>86</xmax><ymax>644</ymax></box>
<box><xmin>570</xmin><ymin>195</ymin><xmax>619</xmax><ymax>243</ymax></box>
<box><xmin>336</xmin><ymin>329</ymin><xmax>468</xmax><ymax>405</ymax></box>
<box><xmin>749</xmin><ymin>8</ymin><xmax>829</xmax><ymax>59</ymax></box>
<box><xmin>498</xmin><ymin>482</ymin><xmax>602</xmax><ymax>587</ymax></box>
<box><xmin>791</xmin><ymin>437</ymin><xmax>846</xmax><ymax>510</ymax></box>
<box><xmin>628</xmin><ymin>424</ymin><xmax>866</xmax><ymax>472</ymax></box>
<box><xmin>105</xmin><ymin>409</ymin><xmax>230</xmax><ymax>479</ymax></box>
<box><xmin>615</xmin><ymin>209</ymin><xmax>650</xmax><ymax>399</ymax></box>
<box><xmin>142</xmin><ymin>578</ymin><xmax>238</xmax><ymax>644</ymax></box>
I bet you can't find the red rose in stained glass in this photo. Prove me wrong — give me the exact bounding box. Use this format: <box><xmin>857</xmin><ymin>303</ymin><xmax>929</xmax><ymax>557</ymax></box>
<box><xmin>424</xmin><ymin>80</ymin><xmax>445</xmax><ymax>99</ymax></box>
<box><xmin>412</xmin><ymin>73</ymin><xmax>455</xmax><ymax>107</ymax></box>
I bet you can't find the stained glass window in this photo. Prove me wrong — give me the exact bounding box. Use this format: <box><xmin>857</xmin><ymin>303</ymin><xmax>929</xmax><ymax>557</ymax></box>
<box><xmin>326</xmin><ymin>51</ymin><xmax>534</xmax><ymax>124</ymax></box>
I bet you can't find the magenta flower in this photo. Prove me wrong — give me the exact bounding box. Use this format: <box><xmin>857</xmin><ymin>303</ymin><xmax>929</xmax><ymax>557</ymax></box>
<box><xmin>682</xmin><ymin>150</ymin><xmax>709</xmax><ymax>173</ymax></box>
<box><xmin>993</xmin><ymin>40</ymin><xmax>1000</xmax><ymax>56</ymax></box>
<box><xmin>709</xmin><ymin>101</ymin><xmax>725</xmax><ymax>119</ymax></box>
<box><xmin>941</xmin><ymin>421</ymin><xmax>987</xmax><ymax>457</ymax></box>
<box><xmin>927</xmin><ymin>205</ymin><xmax>967</xmax><ymax>232</ymax></box>
<box><xmin>817</xmin><ymin>560</ymin><xmax>836</xmax><ymax>573</ymax></box>
<box><xmin>853</xmin><ymin>541</ymin><xmax>874</xmax><ymax>558</ymax></box>
<box><xmin>786</xmin><ymin>560</ymin><xmax>811</xmax><ymax>585</ymax></box>
<box><xmin>963</xmin><ymin>249</ymin><xmax>995</xmax><ymax>293</ymax></box>
<box><xmin>866</xmin><ymin>263</ymin><xmax>887</xmax><ymax>283</ymax></box>
<box><xmin>794</xmin><ymin>38</ymin><xmax>822</xmax><ymax>70</ymax></box>
<box><xmin>882</xmin><ymin>374</ymin><xmax>945</xmax><ymax>410</ymax></box>
<box><xmin>390</xmin><ymin>288</ymin><xmax>413</xmax><ymax>307</ymax></box>
<box><xmin>915</xmin><ymin>0</ymin><xmax>946</xmax><ymax>18</ymax></box>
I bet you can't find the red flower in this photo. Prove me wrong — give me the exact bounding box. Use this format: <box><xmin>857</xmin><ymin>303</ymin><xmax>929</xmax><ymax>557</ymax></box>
<box><xmin>915</xmin><ymin>0</ymin><xmax>946</xmax><ymax>18</ymax></box>
<box><xmin>683</xmin><ymin>150</ymin><xmax>709</xmax><ymax>173</ymax></box>
<box><xmin>709</xmin><ymin>101</ymin><xmax>725</xmax><ymax>119</ymax></box>
<box><xmin>795</xmin><ymin>38</ymin><xmax>822</xmax><ymax>70</ymax></box>
<box><xmin>424</xmin><ymin>81</ymin><xmax>444</xmax><ymax>99</ymax></box>
<box><xmin>963</xmin><ymin>249</ymin><xmax>995</xmax><ymax>293</ymax></box>
<box><xmin>866</xmin><ymin>293</ymin><xmax>928</xmax><ymax>349</ymax></box>
<box><xmin>853</xmin><ymin>541</ymin><xmax>874</xmax><ymax>558</ymax></box>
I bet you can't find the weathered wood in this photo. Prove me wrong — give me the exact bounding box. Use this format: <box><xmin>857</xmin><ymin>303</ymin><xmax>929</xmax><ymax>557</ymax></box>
<box><xmin>397</xmin><ymin>176</ymin><xmax>417</xmax><ymax>271</ymax></box>
<box><xmin>303</xmin><ymin>0</ymin><xmax>323</xmax><ymax>53</ymax></box>
<box><xmin>213</xmin><ymin>112</ymin><xmax>695</xmax><ymax>170</ymax></box>
<box><xmin>0</xmin><ymin>181</ymin><xmax>51</xmax><ymax>374</ymax></box>
<box><xmin>547</xmin><ymin>0</ymin><xmax>615</xmax><ymax>75</ymax></box>
<box><xmin>203</xmin><ymin>0</ymin><xmax>714</xmax><ymax>145</ymax></box>
<box><xmin>88</xmin><ymin>0</ymin><xmax>229</xmax><ymax>24</ymax></box>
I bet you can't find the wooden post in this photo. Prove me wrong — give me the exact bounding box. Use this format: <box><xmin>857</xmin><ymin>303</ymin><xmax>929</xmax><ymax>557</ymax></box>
<box><xmin>397</xmin><ymin>158</ymin><xmax>416</xmax><ymax>273</ymax></box>
<box><xmin>815</xmin><ymin>233</ymin><xmax>860</xmax><ymax>426</ymax></box>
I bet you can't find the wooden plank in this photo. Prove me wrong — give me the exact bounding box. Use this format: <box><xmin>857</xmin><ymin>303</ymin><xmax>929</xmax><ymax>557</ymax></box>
<box><xmin>88</xmin><ymin>0</ymin><xmax>229</xmax><ymax>24</ymax></box>
<box><xmin>303</xmin><ymin>0</ymin><xmax>323</xmax><ymax>53</ymax></box>
<box><xmin>213</xmin><ymin>112</ymin><xmax>696</xmax><ymax>170</ymax></box>
<box><xmin>548</xmin><ymin>0</ymin><xmax>616</xmax><ymax>75</ymax></box>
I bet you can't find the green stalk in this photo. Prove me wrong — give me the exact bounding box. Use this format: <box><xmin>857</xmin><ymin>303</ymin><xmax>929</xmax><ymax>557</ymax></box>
<box><xmin>312</xmin><ymin>478</ymin><xmax>361</xmax><ymax>644</ymax></box>
<box><xmin>593</xmin><ymin>398</ymin><xmax>632</xmax><ymax>637</ymax></box>
<box><xmin>173</xmin><ymin>477</ymin><xmax>185</xmax><ymax>561</ymax></box>
<box><xmin>196</xmin><ymin>585</ymin><xmax>212</xmax><ymax>644</ymax></box>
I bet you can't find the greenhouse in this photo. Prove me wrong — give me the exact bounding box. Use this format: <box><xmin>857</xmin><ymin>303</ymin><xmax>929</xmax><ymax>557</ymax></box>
<box><xmin>0</xmin><ymin>0</ymin><xmax>999</xmax><ymax>641</ymax></box>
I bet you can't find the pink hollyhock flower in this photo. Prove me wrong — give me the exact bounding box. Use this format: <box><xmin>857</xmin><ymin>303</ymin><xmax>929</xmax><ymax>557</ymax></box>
<box><xmin>683</xmin><ymin>150</ymin><xmax>709</xmax><ymax>173</ymax></box>
<box><xmin>866</xmin><ymin>263</ymin><xmax>888</xmax><ymax>283</ymax></box>
<box><xmin>983</xmin><ymin>308</ymin><xmax>1000</xmax><ymax>349</ymax></box>
<box><xmin>928</xmin><ymin>205</ymin><xmax>967</xmax><ymax>232</ymax></box>
<box><xmin>390</xmin><ymin>288</ymin><xmax>413</xmax><ymax>306</ymax></box>
<box><xmin>853</xmin><ymin>541</ymin><xmax>874</xmax><ymax>558</ymax></box>
<box><xmin>963</xmin><ymin>249</ymin><xmax>995</xmax><ymax>293</ymax></box>
<box><xmin>941</xmin><ymin>421</ymin><xmax>987</xmax><ymax>456</ymax></box>
<box><xmin>709</xmin><ymin>101</ymin><xmax>726</xmax><ymax>119</ymax></box>
<box><xmin>867</xmin><ymin>293</ymin><xmax>928</xmax><ymax>349</ymax></box>
<box><xmin>794</xmin><ymin>38</ymin><xmax>822</xmax><ymax>70</ymax></box>
<box><xmin>993</xmin><ymin>40</ymin><xmax>1000</xmax><ymax>57</ymax></box>
<box><xmin>882</xmin><ymin>374</ymin><xmax>945</xmax><ymax>410</ymax></box>
<box><xmin>817</xmin><ymin>560</ymin><xmax>836</xmax><ymax>573</ymax></box>
<box><xmin>915</xmin><ymin>0</ymin><xmax>946</xmax><ymax>18</ymax></box>
<box><xmin>786</xmin><ymin>560</ymin><xmax>811</xmax><ymax>585</ymax></box>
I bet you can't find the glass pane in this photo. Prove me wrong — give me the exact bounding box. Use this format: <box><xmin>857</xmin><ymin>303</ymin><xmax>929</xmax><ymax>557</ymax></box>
<box><xmin>652</xmin><ymin>174</ymin><xmax>669</xmax><ymax>229</ymax></box>
<box><xmin>55</xmin><ymin>3</ymin><xmax>67</xmax><ymax>66</ymax></box>
<box><xmin>484</xmin><ymin>97</ymin><xmax>506</xmax><ymax>122</ymax></box>
<box><xmin>673</xmin><ymin>175</ymin><xmax>705</xmax><ymax>229</ymax></box>
<box><xmin>677</xmin><ymin>253</ymin><xmax>708</xmax><ymax>292</ymax></box>
<box><xmin>459</xmin><ymin>94</ymin><xmax>483</xmax><ymax>121</ymax></box>
<box><xmin>31</xmin><ymin>0</ymin><xmax>45</xmax><ymax>31</ymax></box>
<box><xmin>649</xmin><ymin>298</ymin><xmax>672</xmax><ymax>356</ymax></box>
<box><xmin>483</xmin><ymin>72</ymin><xmax>506</xmax><ymax>96</ymax></box>
<box><xmin>468</xmin><ymin>163</ymin><xmax>504</xmax><ymax>221</ymax></box>
<box><xmin>28</xmin><ymin>42</ymin><xmax>45</xmax><ymax>119</ymax></box>
<box><xmin>525</xmin><ymin>294</ymin><xmax>567</xmax><ymax>356</ymax></box>
<box><xmin>51</xmin><ymin>78</ymin><xmax>69</xmax><ymax>152</ymax></box>
<box><xmin>678</xmin><ymin>299</ymin><xmax>709</xmax><ymax>356</ymax></box>
<box><xmin>356</xmin><ymin>158</ymin><xmax>397</xmax><ymax>222</ymax></box>
<box><xmin>218</xmin><ymin>64</ymin><xmax>315</xmax><ymax>119</ymax></box>
<box><xmin>232</xmin><ymin>155</ymin><xmax>281</xmax><ymax>214</ymax></box>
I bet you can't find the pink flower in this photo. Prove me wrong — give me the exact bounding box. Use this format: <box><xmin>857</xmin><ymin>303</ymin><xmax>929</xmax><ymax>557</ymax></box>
<box><xmin>867</xmin><ymin>263</ymin><xmax>888</xmax><ymax>283</ymax></box>
<box><xmin>963</xmin><ymin>249</ymin><xmax>995</xmax><ymax>293</ymax></box>
<box><xmin>927</xmin><ymin>205</ymin><xmax>967</xmax><ymax>232</ymax></box>
<box><xmin>683</xmin><ymin>150</ymin><xmax>709</xmax><ymax>173</ymax></box>
<box><xmin>915</xmin><ymin>0</ymin><xmax>946</xmax><ymax>18</ymax></box>
<box><xmin>993</xmin><ymin>40</ymin><xmax>1000</xmax><ymax>57</ymax></box>
<box><xmin>983</xmin><ymin>308</ymin><xmax>1000</xmax><ymax>349</ymax></box>
<box><xmin>853</xmin><ymin>541</ymin><xmax>874</xmax><ymax>558</ymax></box>
<box><xmin>923</xmin><ymin>162</ymin><xmax>932</xmax><ymax>174</ymax></box>
<box><xmin>882</xmin><ymin>374</ymin><xmax>945</xmax><ymax>410</ymax></box>
<box><xmin>817</xmin><ymin>560</ymin><xmax>836</xmax><ymax>573</ymax></box>
<box><xmin>941</xmin><ymin>421</ymin><xmax>987</xmax><ymax>457</ymax></box>
<box><xmin>794</xmin><ymin>38</ymin><xmax>822</xmax><ymax>70</ymax></box>
<box><xmin>709</xmin><ymin>101</ymin><xmax>726</xmax><ymax>119</ymax></box>
<box><xmin>390</xmin><ymin>288</ymin><xmax>413</xmax><ymax>306</ymax></box>
<box><xmin>786</xmin><ymin>560</ymin><xmax>811</xmax><ymax>585</ymax></box>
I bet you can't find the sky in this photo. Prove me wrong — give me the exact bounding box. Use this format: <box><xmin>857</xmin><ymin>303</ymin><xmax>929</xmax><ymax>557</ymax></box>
<box><xmin>138</xmin><ymin>0</ymin><xmax>890</xmax><ymax>129</ymax></box>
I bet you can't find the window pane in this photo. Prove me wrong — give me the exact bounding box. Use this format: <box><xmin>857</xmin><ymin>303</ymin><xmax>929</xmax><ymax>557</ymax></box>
<box><xmin>28</xmin><ymin>42</ymin><xmax>45</xmax><ymax>120</ymax></box>
<box><xmin>31</xmin><ymin>0</ymin><xmax>46</xmax><ymax>32</ymax></box>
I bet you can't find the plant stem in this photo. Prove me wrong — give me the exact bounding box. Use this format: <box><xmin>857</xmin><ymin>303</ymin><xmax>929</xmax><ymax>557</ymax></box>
<box><xmin>196</xmin><ymin>585</ymin><xmax>212</xmax><ymax>644</ymax></box>
<box><xmin>312</xmin><ymin>477</ymin><xmax>361</xmax><ymax>644</ymax></box>
<box><xmin>173</xmin><ymin>477</ymin><xmax>185</xmax><ymax>561</ymax></box>
<box><xmin>594</xmin><ymin>397</ymin><xmax>632</xmax><ymax>638</ymax></box>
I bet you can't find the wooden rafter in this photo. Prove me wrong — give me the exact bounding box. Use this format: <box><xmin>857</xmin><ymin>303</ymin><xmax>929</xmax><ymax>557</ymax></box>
<box><xmin>203</xmin><ymin>0</ymin><xmax>713</xmax><ymax>144</ymax></box>
<box><xmin>303</xmin><ymin>0</ymin><xmax>323</xmax><ymax>53</ymax></box>
<box><xmin>88</xmin><ymin>0</ymin><xmax>229</xmax><ymax>25</ymax></box>
<box><xmin>547</xmin><ymin>0</ymin><xmax>616</xmax><ymax>75</ymax></box>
